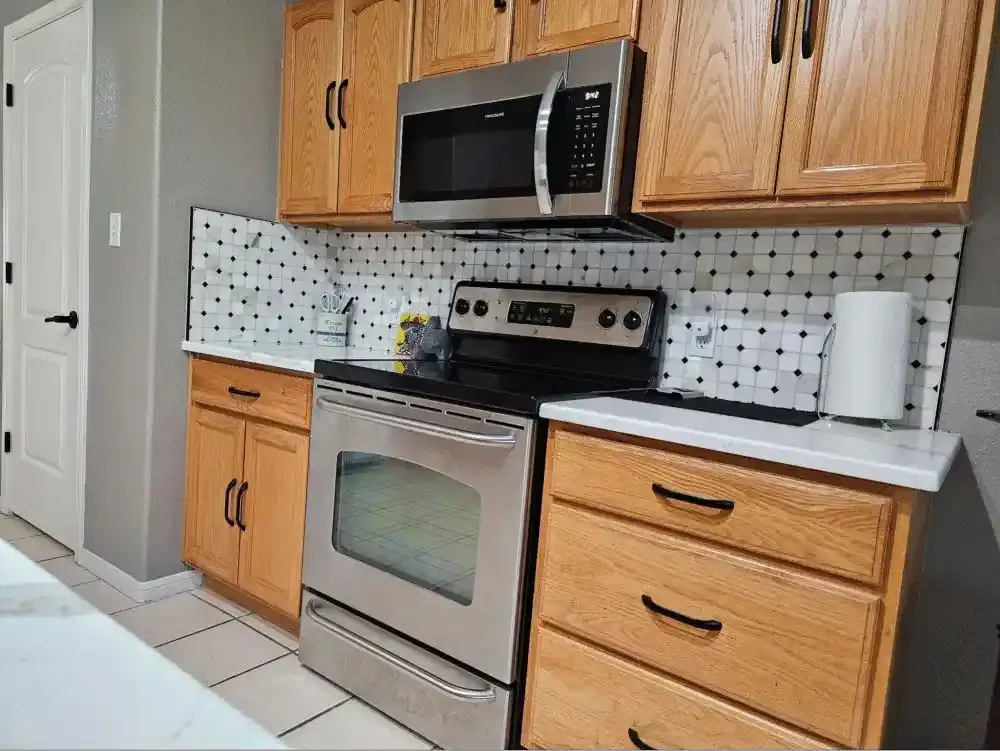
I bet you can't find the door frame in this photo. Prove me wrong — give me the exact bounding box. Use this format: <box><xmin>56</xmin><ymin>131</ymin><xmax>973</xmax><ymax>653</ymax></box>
<box><xmin>0</xmin><ymin>0</ymin><xmax>93</xmax><ymax>557</ymax></box>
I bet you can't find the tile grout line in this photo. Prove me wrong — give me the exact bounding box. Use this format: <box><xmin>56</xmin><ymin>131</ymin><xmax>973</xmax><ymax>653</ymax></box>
<box><xmin>237</xmin><ymin>613</ymin><xmax>300</xmax><ymax>652</ymax></box>
<box><xmin>276</xmin><ymin>702</ymin><xmax>347</xmax><ymax>739</ymax></box>
<box><xmin>145</xmin><ymin>615</ymin><xmax>239</xmax><ymax>650</ymax></box>
<box><xmin>207</xmin><ymin>651</ymin><xmax>291</xmax><ymax>689</ymax></box>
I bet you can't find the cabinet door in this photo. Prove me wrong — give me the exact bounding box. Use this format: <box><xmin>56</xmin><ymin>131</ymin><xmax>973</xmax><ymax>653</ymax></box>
<box><xmin>777</xmin><ymin>0</ymin><xmax>980</xmax><ymax>196</ymax></box>
<box><xmin>513</xmin><ymin>0</ymin><xmax>640</xmax><ymax>59</ymax></box>
<box><xmin>413</xmin><ymin>0</ymin><xmax>512</xmax><ymax>79</ymax></box>
<box><xmin>237</xmin><ymin>422</ymin><xmax>310</xmax><ymax>618</ymax></box>
<box><xmin>633</xmin><ymin>0</ymin><xmax>799</xmax><ymax>205</ymax></box>
<box><xmin>182</xmin><ymin>406</ymin><xmax>245</xmax><ymax>585</ymax></box>
<box><xmin>338</xmin><ymin>0</ymin><xmax>415</xmax><ymax>214</ymax></box>
<box><xmin>278</xmin><ymin>0</ymin><xmax>344</xmax><ymax>217</ymax></box>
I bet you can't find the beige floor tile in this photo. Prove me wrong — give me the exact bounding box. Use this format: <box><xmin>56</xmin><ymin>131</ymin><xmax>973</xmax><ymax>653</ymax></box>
<box><xmin>214</xmin><ymin>654</ymin><xmax>350</xmax><ymax>735</ymax></box>
<box><xmin>9</xmin><ymin>534</ymin><xmax>72</xmax><ymax>562</ymax></box>
<box><xmin>240</xmin><ymin>613</ymin><xmax>299</xmax><ymax>651</ymax></box>
<box><xmin>38</xmin><ymin>556</ymin><xmax>98</xmax><ymax>586</ymax></box>
<box><xmin>282</xmin><ymin>699</ymin><xmax>432</xmax><ymax>749</ymax></box>
<box><xmin>0</xmin><ymin>515</ymin><xmax>40</xmax><ymax>541</ymax></box>
<box><xmin>112</xmin><ymin>592</ymin><xmax>232</xmax><ymax>647</ymax></box>
<box><xmin>191</xmin><ymin>586</ymin><xmax>250</xmax><ymax>618</ymax></box>
<box><xmin>72</xmin><ymin>580</ymin><xmax>139</xmax><ymax>615</ymax></box>
<box><xmin>157</xmin><ymin>620</ymin><xmax>287</xmax><ymax>686</ymax></box>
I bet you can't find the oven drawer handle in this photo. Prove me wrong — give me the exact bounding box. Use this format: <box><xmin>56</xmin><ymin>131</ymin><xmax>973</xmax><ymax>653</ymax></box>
<box><xmin>305</xmin><ymin>600</ymin><xmax>497</xmax><ymax>703</ymax></box>
<box><xmin>317</xmin><ymin>397</ymin><xmax>516</xmax><ymax>448</ymax></box>
<box><xmin>533</xmin><ymin>69</ymin><xmax>565</xmax><ymax>216</ymax></box>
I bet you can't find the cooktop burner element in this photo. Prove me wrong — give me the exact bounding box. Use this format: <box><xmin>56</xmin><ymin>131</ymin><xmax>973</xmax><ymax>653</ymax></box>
<box><xmin>626</xmin><ymin>390</ymin><xmax>819</xmax><ymax>426</ymax></box>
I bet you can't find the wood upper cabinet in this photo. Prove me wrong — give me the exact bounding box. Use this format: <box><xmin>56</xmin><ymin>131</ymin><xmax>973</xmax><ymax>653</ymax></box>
<box><xmin>513</xmin><ymin>0</ymin><xmax>641</xmax><ymax>59</ymax></box>
<box><xmin>413</xmin><ymin>0</ymin><xmax>512</xmax><ymax>79</ymax></box>
<box><xmin>634</xmin><ymin>0</ymin><xmax>800</xmax><ymax>205</ymax></box>
<box><xmin>777</xmin><ymin>0</ymin><xmax>980</xmax><ymax>196</ymax></box>
<box><xmin>182</xmin><ymin>406</ymin><xmax>245</xmax><ymax>585</ymax></box>
<box><xmin>237</xmin><ymin>423</ymin><xmax>311</xmax><ymax>618</ymax></box>
<box><xmin>279</xmin><ymin>0</ymin><xmax>343</xmax><ymax>217</ymax></box>
<box><xmin>338</xmin><ymin>0</ymin><xmax>415</xmax><ymax>214</ymax></box>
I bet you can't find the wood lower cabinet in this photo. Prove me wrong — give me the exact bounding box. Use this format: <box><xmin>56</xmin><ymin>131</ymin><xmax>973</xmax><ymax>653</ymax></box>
<box><xmin>182</xmin><ymin>357</ymin><xmax>313</xmax><ymax>624</ymax></box>
<box><xmin>522</xmin><ymin>423</ymin><xmax>930</xmax><ymax>749</ymax></box>
<box><xmin>412</xmin><ymin>0</ymin><xmax>512</xmax><ymax>78</ymax></box>
<box><xmin>512</xmin><ymin>0</ymin><xmax>641</xmax><ymax>59</ymax></box>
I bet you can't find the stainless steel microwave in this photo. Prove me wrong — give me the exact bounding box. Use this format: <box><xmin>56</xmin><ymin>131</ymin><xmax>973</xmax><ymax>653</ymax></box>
<box><xmin>392</xmin><ymin>40</ymin><xmax>674</xmax><ymax>243</ymax></box>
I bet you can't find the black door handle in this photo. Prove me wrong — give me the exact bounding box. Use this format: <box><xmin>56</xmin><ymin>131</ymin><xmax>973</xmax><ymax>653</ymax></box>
<box><xmin>337</xmin><ymin>79</ymin><xmax>348</xmax><ymax>129</ymax></box>
<box><xmin>801</xmin><ymin>0</ymin><xmax>815</xmax><ymax>59</ymax></box>
<box><xmin>235</xmin><ymin>481</ymin><xmax>248</xmax><ymax>531</ymax></box>
<box><xmin>44</xmin><ymin>311</ymin><xmax>79</xmax><ymax>329</ymax></box>
<box><xmin>770</xmin><ymin>0</ymin><xmax>785</xmax><ymax>64</ymax></box>
<box><xmin>641</xmin><ymin>594</ymin><xmax>722</xmax><ymax>632</ymax></box>
<box><xmin>652</xmin><ymin>483</ymin><xmax>734</xmax><ymax>512</ymax></box>
<box><xmin>228</xmin><ymin>386</ymin><xmax>261</xmax><ymax>400</ymax></box>
<box><xmin>223</xmin><ymin>478</ymin><xmax>238</xmax><ymax>527</ymax></box>
<box><xmin>325</xmin><ymin>80</ymin><xmax>337</xmax><ymax>130</ymax></box>
<box><xmin>977</xmin><ymin>410</ymin><xmax>1000</xmax><ymax>423</ymax></box>
<box><xmin>628</xmin><ymin>728</ymin><xmax>656</xmax><ymax>750</ymax></box>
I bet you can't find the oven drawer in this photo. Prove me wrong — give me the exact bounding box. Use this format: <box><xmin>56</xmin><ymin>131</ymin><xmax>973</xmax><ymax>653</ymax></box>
<box><xmin>524</xmin><ymin>626</ymin><xmax>832</xmax><ymax>750</ymax></box>
<box><xmin>190</xmin><ymin>357</ymin><xmax>312</xmax><ymax>430</ymax></box>
<box><xmin>548</xmin><ymin>428</ymin><xmax>893</xmax><ymax>584</ymax></box>
<box><xmin>299</xmin><ymin>593</ymin><xmax>511</xmax><ymax>750</ymax></box>
<box><xmin>535</xmin><ymin>503</ymin><xmax>881</xmax><ymax>746</ymax></box>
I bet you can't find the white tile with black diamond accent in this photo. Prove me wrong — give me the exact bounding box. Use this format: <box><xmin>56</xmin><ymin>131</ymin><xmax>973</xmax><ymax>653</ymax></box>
<box><xmin>187</xmin><ymin>211</ymin><xmax>964</xmax><ymax>429</ymax></box>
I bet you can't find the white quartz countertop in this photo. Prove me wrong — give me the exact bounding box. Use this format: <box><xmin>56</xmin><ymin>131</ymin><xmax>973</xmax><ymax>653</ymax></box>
<box><xmin>540</xmin><ymin>397</ymin><xmax>962</xmax><ymax>492</ymax></box>
<box><xmin>181</xmin><ymin>340</ymin><xmax>391</xmax><ymax>374</ymax></box>
<box><xmin>0</xmin><ymin>541</ymin><xmax>283</xmax><ymax>749</ymax></box>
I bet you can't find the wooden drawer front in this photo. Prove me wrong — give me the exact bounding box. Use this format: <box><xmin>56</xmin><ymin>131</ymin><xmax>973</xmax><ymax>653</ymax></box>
<box><xmin>525</xmin><ymin>626</ymin><xmax>831</xmax><ymax>750</ymax></box>
<box><xmin>549</xmin><ymin>429</ymin><xmax>892</xmax><ymax>584</ymax></box>
<box><xmin>190</xmin><ymin>358</ymin><xmax>312</xmax><ymax>430</ymax></box>
<box><xmin>537</xmin><ymin>504</ymin><xmax>881</xmax><ymax>746</ymax></box>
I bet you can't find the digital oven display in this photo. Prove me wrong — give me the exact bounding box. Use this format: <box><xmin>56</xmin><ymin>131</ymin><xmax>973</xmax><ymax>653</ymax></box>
<box><xmin>507</xmin><ymin>301</ymin><xmax>575</xmax><ymax>328</ymax></box>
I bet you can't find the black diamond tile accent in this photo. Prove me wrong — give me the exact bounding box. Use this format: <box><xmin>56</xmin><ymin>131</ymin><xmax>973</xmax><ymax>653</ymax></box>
<box><xmin>754</xmin><ymin>365</ymin><xmax>761</xmax><ymax>372</ymax></box>
<box><xmin>720</xmin><ymin>324</ymin><xmax>728</xmax><ymax>332</ymax></box>
<box><xmin>776</xmin><ymin>348</ymin><xmax>784</xmax><ymax>356</ymax></box>
<box><xmin>794</xmin><ymin>369</ymin><xmax>802</xmax><ymax>377</ymax></box>
<box><xmin>732</xmin><ymin>381</ymin><xmax>740</xmax><ymax>389</ymax></box>
<box><xmin>911</xmin><ymin>360</ymin><xmax>922</xmax><ymax>368</ymax></box>
<box><xmin>804</xmin><ymin>291</ymin><xmax>813</xmax><ymax>299</ymax></box>
<box><xmin>917</xmin><ymin>316</ymin><xmax>928</xmax><ymax>325</ymax></box>
<box><xmin>747</xmin><ymin>269</ymin><xmax>755</xmax><ymax>277</ymax></box>
<box><xmin>781</xmin><ymin>309</ymin><xmax>789</xmax><ymax>317</ymax></box>
<box><xmin>810</xmin><ymin>250</ymin><xmax>818</xmax><ymax>259</ymax></box>
<box><xmin>714</xmin><ymin>232</ymin><xmax>722</xmax><ymax>239</ymax></box>
<box><xmin>798</xmin><ymin>330</ymin><xmax>807</xmax><ymax>338</ymax></box>
<box><xmin>685</xmin><ymin>321</ymin><xmax>693</xmax><ymax>329</ymax></box>
<box><xmin>725</xmin><ymin>288</ymin><xmax>733</xmax><ymax>295</ymax></box>
<box><xmin>881</xmin><ymin>229</ymin><xmax>891</xmax><ymax>238</ymax></box>
<box><xmin>771</xmin><ymin>386</ymin><xmax>779</xmax><ymax>394</ymax></box>
<box><xmin>925</xmin><ymin>273</ymin><xmax>935</xmax><ymax>282</ymax></box>
<box><xmin>792</xmin><ymin>230</ymin><xmax>800</xmax><ymax>238</ymax></box>
<box><xmin>737</xmin><ymin>345</ymin><xmax>745</xmax><ymax>352</ymax></box>
<box><xmin>758</xmin><ymin>327</ymin><xmax>766</xmax><ymax>335</ymax></box>
<box><xmin>751</xmin><ymin>231</ymin><xmax>759</xmax><ymax>238</ymax></box>
<box><xmin>769</xmin><ymin>250</ymin><xmax>777</xmax><ymax>258</ymax></box>
<box><xmin>710</xmin><ymin>269</ymin><xmax>717</xmax><ymax>276</ymax></box>
<box><xmin>730</xmin><ymin>250</ymin><xmax>738</xmax><ymax>258</ymax></box>
<box><xmin>835</xmin><ymin>230</ymin><xmax>844</xmax><ymax>238</ymax></box>
<box><xmin>717</xmin><ymin>361</ymin><xmax>724</xmax><ymax>368</ymax></box>
<box><xmin>697</xmin><ymin>377</ymin><xmax>704</xmax><ymax>384</ymax></box>
<box><xmin>875</xmin><ymin>272</ymin><xmax>885</xmax><ymax>281</ymax></box>
<box><xmin>763</xmin><ymin>289</ymin><xmax>772</xmax><ymax>297</ymax></box>
<box><xmin>694</xmin><ymin>250</ymin><xmax>701</xmax><ymax>258</ymax></box>
<box><xmin>829</xmin><ymin>271</ymin><xmax>838</xmax><ymax>279</ymax></box>
<box><xmin>854</xmin><ymin>251</ymin><xmax>864</xmax><ymax>260</ymax></box>
<box><xmin>905</xmin><ymin>402</ymin><xmax>916</xmax><ymax>411</ymax></box>
<box><xmin>741</xmin><ymin>307</ymin><xmax>749</xmax><ymax>315</ymax></box>
<box><xmin>932</xmin><ymin>229</ymin><xmax>942</xmax><ymax>238</ymax></box>
<box><xmin>903</xmin><ymin>251</ymin><xmax>913</xmax><ymax>260</ymax></box>
<box><xmin>786</xmin><ymin>270</ymin><xmax>795</xmax><ymax>278</ymax></box>
<box><xmin>824</xmin><ymin>312</ymin><xmax>833</xmax><ymax>320</ymax></box>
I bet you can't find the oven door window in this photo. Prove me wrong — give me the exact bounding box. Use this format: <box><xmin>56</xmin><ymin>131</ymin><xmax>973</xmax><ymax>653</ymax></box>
<box><xmin>332</xmin><ymin>452</ymin><xmax>480</xmax><ymax>605</ymax></box>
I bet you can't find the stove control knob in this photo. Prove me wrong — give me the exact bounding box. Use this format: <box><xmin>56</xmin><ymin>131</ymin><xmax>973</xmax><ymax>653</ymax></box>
<box><xmin>623</xmin><ymin>311</ymin><xmax>643</xmax><ymax>331</ymax></box>
<box><xmin>473</xmin><ymin>300</ymin><xmax>490</xmax><ymax>317</ymax></box>
<box><xmin>455</xmin><ymin>298</ymin><xmax>470</xmax><ymax>315</ymax></box>
<box><xmin>598</xmin><ymin>309</ymin><xmax>617</xmax><ymax>329</ymax></box>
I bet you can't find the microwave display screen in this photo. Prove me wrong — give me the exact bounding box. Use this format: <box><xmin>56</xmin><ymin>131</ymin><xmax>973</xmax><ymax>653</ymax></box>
<box><xmin>507</xmin><ymin>301</ymin><xmax>575</xmax><ymax>328</ymax></box>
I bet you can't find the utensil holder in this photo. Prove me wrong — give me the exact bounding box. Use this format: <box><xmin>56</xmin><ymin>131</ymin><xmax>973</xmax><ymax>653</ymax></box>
<box><xmin>317</xmin><ymin>312</ymin><xmax>349</xmax><ymax>346</ymax></box>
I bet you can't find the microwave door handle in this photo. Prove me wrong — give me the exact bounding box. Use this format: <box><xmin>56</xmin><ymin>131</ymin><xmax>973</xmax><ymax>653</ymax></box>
<box><xmin>534</xmin><ymin>70</ymin><xmax>565</xmax><ymax>216</ymax></box>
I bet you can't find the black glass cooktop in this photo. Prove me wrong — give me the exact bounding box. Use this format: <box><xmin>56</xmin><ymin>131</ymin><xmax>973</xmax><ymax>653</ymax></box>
<box><xmin>624</xmin><ymin>390</ymin><xmax>819</xmax><ymax>426</ymax></box>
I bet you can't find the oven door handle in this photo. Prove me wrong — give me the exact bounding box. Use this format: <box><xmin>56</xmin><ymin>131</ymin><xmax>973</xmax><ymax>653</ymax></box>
<box><xmin>533</xmin><ymin>70</ymin><xmax>565</xmax><ymax>216</ymax></box>
<box><xmin>317</xmin><ymin>397</ymin><xmax>517</xmax><ymax>448</ymax></box>
<box><xmin>305</xmin><ymin>600</ymin><xmax>498</xmax><ymax>703</ymax></box>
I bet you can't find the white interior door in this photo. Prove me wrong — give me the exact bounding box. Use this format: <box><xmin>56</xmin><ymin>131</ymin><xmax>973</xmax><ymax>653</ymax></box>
<box><xmin>3</xmin><ymin>4</ymin><xmax>87</xmax><ymax>550</ymax></box>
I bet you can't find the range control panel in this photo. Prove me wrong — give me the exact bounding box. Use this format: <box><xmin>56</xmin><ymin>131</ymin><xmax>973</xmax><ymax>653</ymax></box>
<box><xmin>448</xmin><ymin>283</ymin><xmax>658</xmax><ymax>348</ymax></box>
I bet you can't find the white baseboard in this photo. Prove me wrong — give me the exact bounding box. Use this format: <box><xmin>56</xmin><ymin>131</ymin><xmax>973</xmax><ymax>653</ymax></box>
<box><xmin>76</xmin><ymin>549</ymin><xmax>202</xmax><ymax>604</ymax></box>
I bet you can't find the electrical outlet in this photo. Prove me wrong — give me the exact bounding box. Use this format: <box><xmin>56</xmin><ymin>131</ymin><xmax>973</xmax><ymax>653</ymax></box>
<box><xmin>687</xmin><ymin>318</ymin><xmax>716</xmax><ymax>356</ymax></box>
<box><xmin>109</xmin><ymin>213</ymin><xmax>121</xmax><ymax>247</ymax></box>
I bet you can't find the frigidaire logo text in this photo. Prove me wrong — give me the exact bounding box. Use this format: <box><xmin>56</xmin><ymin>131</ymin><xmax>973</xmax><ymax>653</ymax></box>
<box><xmin>484</xmin><ymin>112</ymin><xmax>505</xmax><ymax>119</ymax></box>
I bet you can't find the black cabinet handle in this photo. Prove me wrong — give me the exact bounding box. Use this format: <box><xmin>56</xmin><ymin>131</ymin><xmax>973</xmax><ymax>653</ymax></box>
<box><xmin>628</xmin><ymin>728</ymin><xmax>656</xmax><ymax>750</ymax></box>
<box><xmin>770</xmin><ymin>0</ymin><xmax>785</xmax><ymax>64</ymax></box>
<box><xmin>494</xmin><ymin>0</ymin><xmax>507</xmax><ymax>9</ymax></box>
<box><xmin>235</xmin><ymin>482</ymin><xmax>248</xmax><ymax>531</ymax></box>
<box><xmin>325</xmin><ymin>80</ymin><xmax>337</xmax><ymax>130</ymax></box>
<box><xmin>44</xmin><ymin>311</ymin><xmax>79</xmax><ymax>329</ymax></box>
<box><xmin>228</xmin><ymin>386</ymin><xmax>261</xmax><ymax>400</ymax></box>
<box><xmin>641</xmin><ymin>594</ymin><xmax>722</xmax><ymax>632</ymax></box>
<box><xmin>801</xmin><ymin>0</ymin><xmax>815</xmax><ymax>59</ymax></box>
<box><xmin>337</xmin><ymin>79</ymin><xmax>348</xmax><ymax>129</ymax></box>
<box><xmin>652</xmin><ymin>483</ymin><xmax>734</xmax><ymax>512</ymax></box>
<box><xmin>223</xmin><ymin>478</ymin><xmax>238</xmax><ymax>527</ymax></box>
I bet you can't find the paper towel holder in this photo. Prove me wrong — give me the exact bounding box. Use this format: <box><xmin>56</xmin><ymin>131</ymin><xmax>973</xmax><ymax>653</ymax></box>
<box><xmin>817</xmin><ymin>322</ymin><xmax>894</xmax><ymax>432</ymax></box>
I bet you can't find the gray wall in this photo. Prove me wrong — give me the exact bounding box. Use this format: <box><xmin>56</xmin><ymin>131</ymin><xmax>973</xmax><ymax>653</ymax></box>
<box><xmin>893</xmin><ymin>36</ymin><xmax>1000</xmax><ymax>748</ymax></box>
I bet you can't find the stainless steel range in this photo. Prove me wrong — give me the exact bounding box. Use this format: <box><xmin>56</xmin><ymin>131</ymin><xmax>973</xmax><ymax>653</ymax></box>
<box><xmin>300</xmin><ymin>282</ymin><xmax>665</xmax><ymax>749</ymax></box>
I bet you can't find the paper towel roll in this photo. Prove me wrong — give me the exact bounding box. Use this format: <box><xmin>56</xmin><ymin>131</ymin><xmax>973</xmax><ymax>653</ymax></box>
<box><xmin>821</xmin><ymin>291</ymin><xmax>912</xmax><ymax>420</ymax></box>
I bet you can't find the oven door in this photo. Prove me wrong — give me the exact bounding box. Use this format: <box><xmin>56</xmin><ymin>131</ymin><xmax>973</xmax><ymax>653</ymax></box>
<box><xmin>304</xmin><ymin>381</ymin><xmax>536</xmax><ymax>684</ymax></box>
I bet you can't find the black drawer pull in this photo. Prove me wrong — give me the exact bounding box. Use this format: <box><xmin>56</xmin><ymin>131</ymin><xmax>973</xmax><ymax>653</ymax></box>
<box><xmin>628</xmin><ymin>728</ymin><xmax>656</xmax><ymax>750</ymax></box>
<box><xmin>770</xmin><ymin>0</ymin><xmax>785</xmax><ymax>64</ymax></box>
<box><xmin>223</xmin><ymin>478</ymin><xmax>238</xmax><ymax>527</ymax></box>
<box><xmin>324</xmin><ymin>80</ymin><xmax>337</xmax><ymax>130</ymax></box>
<box><xmin>652</xmin><ymin>483</ymin><xmax>734</xmax><ymax>511</ymax></box>
<box><xmin>337</xmin><ymin>79</ymin><xmax>348</xmax><ymax>129</ymax></box>
<box><xmin>228</xmin><ymin>386</ymin><xmax>261</xmax><ymax>400</ymax></box>
<box><xmin>801</xmin><ymin>0</ymin><xmax>816</xmax><ymax>59</ymax></box>
<box><xmin>641</xmin><ymin>594</ymin><xmax>722</xmax><ymax>632</ymax></box>
<box><xmin>235</xmin><ymin>481</ymin><xmax>248</xmax><ymax>531</ymax></box>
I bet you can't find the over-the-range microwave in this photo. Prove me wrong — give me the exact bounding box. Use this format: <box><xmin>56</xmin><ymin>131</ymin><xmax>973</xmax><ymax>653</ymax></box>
<box><xmin>392</xmin><ymin>40</ymin><xmax>674</xmax><ymax>243</ymax></box>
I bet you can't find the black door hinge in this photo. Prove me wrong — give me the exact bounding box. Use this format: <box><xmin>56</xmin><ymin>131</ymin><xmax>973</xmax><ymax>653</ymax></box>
<box><xmin>5</xmin><ymin>84</ymin><xmax>13</xmax><ymax>107</ymax></box>
<box><xmin>5</xmin><ymin>432</ymin><xmax>11</xmax><ymax>454</ymax></box>
<box><xmin>5</xmin><ymin>263</ymin><xmax>12</xmax><ymax>285</ymax></box>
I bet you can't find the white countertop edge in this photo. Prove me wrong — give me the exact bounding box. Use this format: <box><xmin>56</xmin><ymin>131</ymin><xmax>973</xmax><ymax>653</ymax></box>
<box><xmin>540</xmin><ymin>398</ymin><xmax>962</xmax><ymax>492</ymax></box>
<box><xmin>181</xmin><ymin>340</ymin><xmax>316</xmax><ymax>373</ymax></box>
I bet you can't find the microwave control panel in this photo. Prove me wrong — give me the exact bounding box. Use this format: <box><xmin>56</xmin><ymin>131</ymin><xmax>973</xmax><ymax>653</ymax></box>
<box><xmin>561</xmin><ymin>83</ymin><xmax>612</xmax><ymax>195</ymax></box>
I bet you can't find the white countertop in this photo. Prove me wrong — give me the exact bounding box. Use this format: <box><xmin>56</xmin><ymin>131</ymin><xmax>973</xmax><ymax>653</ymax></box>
<box><xmin>540</xmin><ymin>397</ymin><xmax>962</xmax><ymax>492</ymax></box>
<box><xmin>0</xmin><ymin>541</ymin><xmax>283</xmax><ymax>749</ymax></box>
<box><xmin>181</xmin><ymin>340</ymin><xmax>393</xmax><ymax>374</ymax></box>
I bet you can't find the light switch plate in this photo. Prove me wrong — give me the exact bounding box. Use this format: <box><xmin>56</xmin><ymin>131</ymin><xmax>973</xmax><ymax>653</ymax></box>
<box><xmin>109</xmin><ymin>213</ymin><xmax>121</xmax><ymax>247</ymax></box>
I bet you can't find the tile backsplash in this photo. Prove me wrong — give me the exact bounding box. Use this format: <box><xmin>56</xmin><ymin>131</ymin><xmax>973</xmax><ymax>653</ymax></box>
<box><xmin>187</xmin><ymin>208</ymin><xmax>964</xmax><ymax>429</ymax></box>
